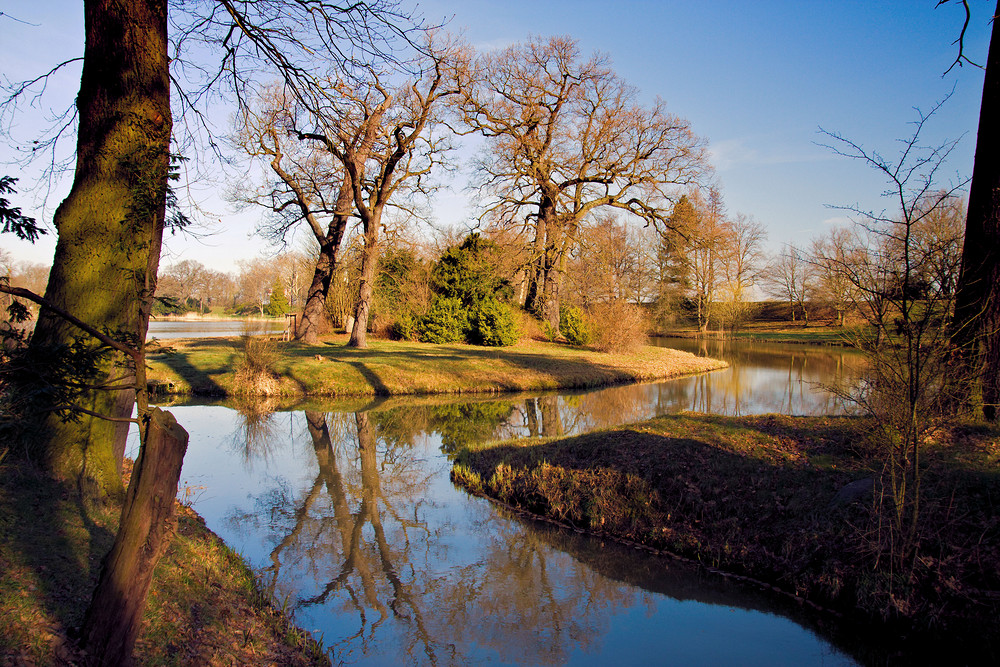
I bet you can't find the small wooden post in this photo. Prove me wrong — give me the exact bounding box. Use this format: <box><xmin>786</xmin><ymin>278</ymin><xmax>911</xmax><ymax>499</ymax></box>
<box><xmin>284</xmin><ymin>313</ymin><xmax>297</xmax><ymax>341</ymax></box>
<box><xmin>80</xmin><ymin>408</ymin><xmax>189</xmax><ymax>666</ymax></box>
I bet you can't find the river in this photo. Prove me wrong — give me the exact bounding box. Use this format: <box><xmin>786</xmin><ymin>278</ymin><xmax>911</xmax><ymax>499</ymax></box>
<box><xmin>133</xmin><ymin>336</ymin><xmax>872</xmax><ymax>665</ymax></box>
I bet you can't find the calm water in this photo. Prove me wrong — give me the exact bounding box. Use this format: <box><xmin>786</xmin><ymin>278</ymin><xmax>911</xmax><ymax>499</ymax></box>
<box><xmin>147</xmin><ymin>319</ymin><xmax>284</xmax><ymax>339</ymax></box>
<box><xmin>135</xmin><ymin>336</ymin><xmax>870</xmax><ymax>666</ymax></box>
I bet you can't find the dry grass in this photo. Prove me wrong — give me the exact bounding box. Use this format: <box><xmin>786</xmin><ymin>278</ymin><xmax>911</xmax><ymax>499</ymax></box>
<box><xmin>452</xmin><ymin>414</ymin><xmax>1000</xmax><ymax>660</ymax></box>
<box><xmin>146</xmin><ymin>335</ymin><xmax>727</xmax><ymax>398</ymax></box>
<box><xmin>231</xmin><ymin>329</ymin><xmax>282</xmax><ymax>396</ymax></box>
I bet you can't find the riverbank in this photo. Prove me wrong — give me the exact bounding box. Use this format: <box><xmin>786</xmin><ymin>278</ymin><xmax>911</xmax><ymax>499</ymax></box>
<box><xmin>0</xmin><ymin>458</ymin><xmax>329</xmax><ymax>666</ymax></box>
<box><xmin>451</xmin><ymin>413</ymin><xmax>1000</xmax><ymax>661</ymax></box>
<box><xmin>146</xmin><ymin>335</ymin><xmax>727</xmax><ymax>397</ymax></box>
<box><xmin>658</xmin><ymin>322</ymin><xmax>863</xmax><ymax>346</ymax></box>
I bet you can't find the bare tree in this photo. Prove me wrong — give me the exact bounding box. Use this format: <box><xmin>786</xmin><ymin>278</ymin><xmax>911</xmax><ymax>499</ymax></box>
<box><xmin>565</xmin><ymin>214</ymin><xmax>655</xmax><ymax>307</ymax></box>
<box><xmin>810</xmin><ymin>226</ymin><xmax>863</xmax><ymax>327</ymax></box>
<box><xmin>670</xmin><ymin>188</ymin><xmax>728</xmax><ymax>333</ymax></box>
<box><xmin>821</xmin><ymin>107</ymin><xmax>970</xmax><ymax>569</ymax></box>
<box><xmin>297</xmin><ymin>43</ymin><xmax>459</xmax><ymax>347</ymax></box>
<box><xmin>232</xmin><ymin>84</ymin><xmax>350</xmax><ymax>342</ymax></box>
<box><xmin>716</xmin><ymin>213</ymin><xmax>766</xmax><ymax>332</ymax></box>
<box><xmin>455</xmin><ymin>36</ymin><xmax>707</xmax><ymax>332</ymax></box>
<box><xmin>764</xmin><ymin>244</ymin><xmax>815</xmax><ymax>325</ymax></box>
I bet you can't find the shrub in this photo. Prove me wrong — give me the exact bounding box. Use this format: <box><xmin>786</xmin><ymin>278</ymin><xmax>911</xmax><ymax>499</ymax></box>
<box><xmin>264</xmin><ymin>280</ymin><xmax>290</xmax><ymax>318</ymax></box>
<box><xmin>559</xmin><ymin>305</ymin><xmax>590</xmax><ymax>346</ymax></box>
<box><xmin>588</xmin><ymin>300</ymin><xmax>648</xmax><ymax>353</ymax></box>
<box><xmin>388</xmin><ymin>313</ymin><xmax>417</xmax><ymax>341</ymax></box>
<box><xmin>418</xmin><ymin>297</ymin><xmax>469</xmax><ymax>344</ymax></box>
<box><xmin>470</xmin><ymin>299</ymin><xmax>520</xmax><ymax>347</ymax></box>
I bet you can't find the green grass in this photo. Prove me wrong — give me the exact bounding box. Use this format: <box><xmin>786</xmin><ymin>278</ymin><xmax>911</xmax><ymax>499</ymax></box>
<box><xmin>146</xmin><ymin>335</ymin><xmax>727</xmax><ymax>397</ymax></box>
<box><xmin>452</xmin><ymin>413</ymin><xmax>1000</xmax><ymax>659</ymax></box>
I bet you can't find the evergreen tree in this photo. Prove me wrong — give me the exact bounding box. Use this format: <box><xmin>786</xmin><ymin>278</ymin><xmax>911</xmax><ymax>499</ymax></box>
<box><xmin>265</xmin><ymin>279</ymin><xmax>290</xmax><ymax>317</ymax></box>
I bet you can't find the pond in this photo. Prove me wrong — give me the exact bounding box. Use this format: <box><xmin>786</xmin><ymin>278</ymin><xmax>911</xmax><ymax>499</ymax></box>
<box><xmin>147</xmin><ymin>318</ymin><xmax>285</xmax><ymax>339</ymax></box>
<box><xmin>135</xmin><ymin>338</ymin><xmax>873</xmax><ymax>665</ymax></box>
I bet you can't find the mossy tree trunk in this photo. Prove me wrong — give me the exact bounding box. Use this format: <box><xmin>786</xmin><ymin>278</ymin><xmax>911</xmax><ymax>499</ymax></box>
<box><xmin>28</xmin><ymin>0</ymin><xmax>170</xmax><ymax>499</ymax></box>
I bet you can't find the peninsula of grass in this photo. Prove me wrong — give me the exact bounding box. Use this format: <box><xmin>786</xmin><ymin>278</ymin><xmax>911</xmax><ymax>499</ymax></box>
<box><xmin>0</xmin><ymin>458</ymin><xmax>329</xmax><ymax>666</ymax></box>
<box><xmin>145</xmin><ymin>335</ymin><xmax>727</xmax><ymax>397</ymax></box>
<box><xmin>451</xmin><ymin>413</ymin><xmax>1000</xmax><ymax>661</ymax></box>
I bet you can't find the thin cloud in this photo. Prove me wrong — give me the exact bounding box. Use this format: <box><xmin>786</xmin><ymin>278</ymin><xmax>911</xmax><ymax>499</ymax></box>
<box><xmin>708</xmin><ymin>137</ymin><xmax>830</xmax><ymax>171</ymax></box>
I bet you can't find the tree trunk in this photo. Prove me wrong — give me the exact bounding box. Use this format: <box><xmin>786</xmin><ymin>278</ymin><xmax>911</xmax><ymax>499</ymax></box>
<box><xmin>524</xmin><ymin>197</ymin><xmax>554</xmax><ymax>317</ymax></box>
<box><xmin>298</xmin><ymin>214</ymin><xmax>349</xmax><ymax>344</ymax></box>
<box><xmin>80</xmin><ymin>408</ymin><xmax>188</xmax><ymax>666</ymax></box>
<box><xmin>540</xmin><ymin>243</ymin><xmax>567</xmax><ymax>334</ymax></box>
<box><xmin>296</xmin><ymin>158</ymin><xmax>358</xmax><ymax>344</ymax></box>
<box><xmin>951</xmin><ymin>0</ymin><xmax>1000</xmax><ymax>420</ymax></box>
<box><xmin>349</xmin><ymin>223</ymin><xmax>381</xmax><ymax>348</ymax></box>
<box><xmin>28</xmin><ymin>0</ymin><xmax>170</xmax><ymax>499</ymax></box>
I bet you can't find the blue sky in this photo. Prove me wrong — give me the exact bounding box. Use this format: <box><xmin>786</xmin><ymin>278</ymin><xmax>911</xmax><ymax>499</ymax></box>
<box><xmin>1</xmin><ymin>0</ymin><xmax>993</xmax><ymax>270</ymax></box>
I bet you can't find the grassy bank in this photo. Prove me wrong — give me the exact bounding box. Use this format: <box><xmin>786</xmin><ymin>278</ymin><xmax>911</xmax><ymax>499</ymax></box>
<box><xmin>0</xmin><ymin>459</ymin><xmax>328</xmax><ymax>666</ymax></box>
<box><xmin>146</xmin><ymin>335</ymin><xmax>727</xmax><ymax>397</ymax></box>
<box><xmin>451</xmin><ymin>413</ymin><xmax>1000</xmax><ymax>659</ymax></box>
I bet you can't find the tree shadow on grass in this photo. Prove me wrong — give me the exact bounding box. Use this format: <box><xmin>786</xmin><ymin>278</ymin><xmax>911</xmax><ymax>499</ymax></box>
<box><xmin>151</xmin><ymin>340</ymin><xmax>230</xmax><ymax>395</ymax></box>
<box><xmin>0</xmin><ymin>461</ymin><xmax>116</xmax><ymax>659</ymax></box>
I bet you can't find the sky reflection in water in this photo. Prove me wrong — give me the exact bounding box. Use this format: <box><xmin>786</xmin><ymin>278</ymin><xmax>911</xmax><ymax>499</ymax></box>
<box><xmin>139</xmin><ymin>339</ymin><xmax>865</xmax><ymax>665</ymax></box>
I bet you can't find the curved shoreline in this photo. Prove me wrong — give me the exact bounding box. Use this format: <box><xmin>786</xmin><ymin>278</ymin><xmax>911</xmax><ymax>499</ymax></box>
<box><xmin>146</xmin><ymin>336</ymin><xmax>729</xmax><ymax>398</ymax></box>
<box><xmin>450</xmin><ymin>413</ymin><xmax>1000</xmax><ymax>663</ymax></box>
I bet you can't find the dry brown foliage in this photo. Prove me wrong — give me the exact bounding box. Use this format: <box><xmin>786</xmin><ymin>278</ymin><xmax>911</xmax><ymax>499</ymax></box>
<box><xmin>587</xmin><ymin>300</ymin><xmax>648</xmax><ymax>353</ymax></box>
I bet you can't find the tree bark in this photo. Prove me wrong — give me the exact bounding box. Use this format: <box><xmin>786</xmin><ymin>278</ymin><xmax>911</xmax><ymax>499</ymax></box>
<box><xmin>349</xmin><ymin>222</ymin><xmax>381</xmax><ymax>348</ymax></box>
<box><xmin>80</xmin><ymin>408</ymin><xmax>188</xmax><ymax>666</ymax></box>
<box><xmin>298</xmin><ymin>211</ymin><xmax>349</xmax><ymax>344</ymax></box>
<box><xmin>28</xmin><ymin>0</ymin><xmax>170</xmax><ymax>499</ymax></box>
<box><xmin>951</xmin><ymin>1</ymin><xmax>1000</xmax><ymax>420</ymax></box>
<box><xmin>296</xmin><ymin>166</ymin><xmax>356</xmax><ymax>344</ymax></box>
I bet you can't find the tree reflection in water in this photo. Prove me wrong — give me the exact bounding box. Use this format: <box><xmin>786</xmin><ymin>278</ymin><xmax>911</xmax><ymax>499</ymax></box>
<box><xmin>214</xmin><ymin>340</ymin><xmax>865</xmax><ymax>664</ymax></box>
<box><xmin>226</xmin><ymin>407</ymin><xmax>658</xmax><ymax>664</ymax></box>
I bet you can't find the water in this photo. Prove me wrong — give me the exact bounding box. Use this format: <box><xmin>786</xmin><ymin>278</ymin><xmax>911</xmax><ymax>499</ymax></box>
<box><xmin>147</xmin><ymin>319</ymin><xmax>285</xmax><ymax>339</ymax></box>
<box><xmin>137</xmin><ymin>337</ymin><xmax>869</xmax><ymax>665</ymax></box>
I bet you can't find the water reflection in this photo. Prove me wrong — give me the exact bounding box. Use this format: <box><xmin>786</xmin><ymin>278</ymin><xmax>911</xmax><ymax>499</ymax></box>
<box><xmin>651</xmin><ymin>338</ymin><xmax>862</xmax><ymax>416</ymax></box>
<box><xmin>211</xmin><ymin>406</ymin><xmax>856</xmax><ymax>666</ymax></box>
<box><xmin>154</xmin><ymin>341</ymin><xmax>869</xmax><ymax>665</ymax></box>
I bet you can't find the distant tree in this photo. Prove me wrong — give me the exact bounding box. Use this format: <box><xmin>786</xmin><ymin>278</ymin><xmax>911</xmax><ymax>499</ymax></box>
<box><xmin>716</xmin><ymin>214</ymin><xmax>766</xmax><ymax>332</ymax></box>
<box><xmin>671</xmin><ymin>189</ymin><xmax>728</xmax><ymax>332</ymax></box>
<box><xmin>763</xmin><ymin>244</ymin><xmax>815</xmax><ymax>325</ymax></box>
<box><xmin>566</xmin><ymin>215</ymin><xmax>655</xmax><ymax>307</ymax></box>
<box><xmin>810</xmin><ymin>227</ymin><xmax>861</xmax><ymax>326</ymax></box>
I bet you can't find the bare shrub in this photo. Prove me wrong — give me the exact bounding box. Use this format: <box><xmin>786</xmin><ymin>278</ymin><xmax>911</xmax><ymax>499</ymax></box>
<box><xmin>587</xmin><ymin>300</ymin><xmax>648</xmax><ymax>354</ymax></box>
